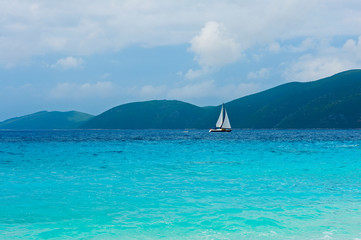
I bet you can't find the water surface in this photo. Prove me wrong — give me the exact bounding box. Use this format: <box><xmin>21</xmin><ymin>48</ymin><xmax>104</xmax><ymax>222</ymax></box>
<box><xmin>1</xmin><ymin>130</ymin><xmax>361</xmax><ymax>239</ymax></box>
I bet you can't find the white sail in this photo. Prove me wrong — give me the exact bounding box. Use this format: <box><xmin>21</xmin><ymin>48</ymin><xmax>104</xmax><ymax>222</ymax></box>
<box><xmin>215</xmin><ymin>105</ymin><xmax>224</xmax><ymax>128</ymax></box>
<box><xmin>221</xmin><ymin>109</ymin><xmax>231</xmax><ymax>129</ymax></box>
<box><xmin>209</xmin><ymin>104</ymin><xmax>232</xmax><ymax>132</ymax></box>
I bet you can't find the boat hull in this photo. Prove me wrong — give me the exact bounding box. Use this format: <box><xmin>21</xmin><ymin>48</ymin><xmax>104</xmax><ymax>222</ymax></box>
<box><xmin>209</xmin><ymin>128</ymin><xmax>232</xmax><ymax>132</ymax></box>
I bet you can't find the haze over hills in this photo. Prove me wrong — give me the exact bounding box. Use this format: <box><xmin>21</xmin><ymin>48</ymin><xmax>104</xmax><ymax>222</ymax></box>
<box><xmin>1</xmin><ymin>70</ymin><xmax>361</xmax><ymax>129</ymax></box>
<box><xmin>0</xmin><ymin>111</ymin><xmax>94</xmax><ymax>129</ymax></box>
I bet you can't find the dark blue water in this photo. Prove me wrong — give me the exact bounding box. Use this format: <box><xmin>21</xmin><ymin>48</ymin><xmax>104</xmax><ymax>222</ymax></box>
<box><xmin>1</xmin><ymin>130</ymin><xmax>361</xmax><ymax>239</ymax></box>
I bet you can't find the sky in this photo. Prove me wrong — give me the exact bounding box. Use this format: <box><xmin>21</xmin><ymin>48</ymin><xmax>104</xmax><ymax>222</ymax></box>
<box><xmin>1</xmin><ymin>0</ymin><xmax>361</xmax><ymax>121</ymax></box>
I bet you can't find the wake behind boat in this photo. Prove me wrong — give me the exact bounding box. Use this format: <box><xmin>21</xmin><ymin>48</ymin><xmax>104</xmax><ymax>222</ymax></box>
<box><xmin>209</xmin><ymin>104</ymin><xmax>232</xmax><ymax>132</ymax></box>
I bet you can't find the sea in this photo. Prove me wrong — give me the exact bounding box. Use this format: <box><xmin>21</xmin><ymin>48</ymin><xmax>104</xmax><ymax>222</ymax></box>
<box><xmin>1</xmin><ymin>130</ymin><xmax>361</xmax><ymax>240</ymax></box>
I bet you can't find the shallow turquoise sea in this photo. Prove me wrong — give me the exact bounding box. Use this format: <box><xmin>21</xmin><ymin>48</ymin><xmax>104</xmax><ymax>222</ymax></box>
<box><xmin>1</xmin><ymin>130</ymin><xmax>361</xmax><ymax>239</ymax></box>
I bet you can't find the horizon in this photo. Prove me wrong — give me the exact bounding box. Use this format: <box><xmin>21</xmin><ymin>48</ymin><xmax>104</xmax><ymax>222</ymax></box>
<box><xmin>1</xmin><ymin>1</ymin><xmax>361</xmax><ymax>121</ymax></box>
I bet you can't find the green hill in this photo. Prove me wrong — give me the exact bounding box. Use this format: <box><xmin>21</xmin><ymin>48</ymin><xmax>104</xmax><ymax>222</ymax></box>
<box><xmin>81</xmin><ymin>69</ymin><xmax>361</xmax><ymax>129</ymax></box>
<box><xmin>81</xmin><ymin>100</ymin><xmax>214</xmax><ymax>129</ymax></box>
<box><xmin>0</xmin><ymin>111</ymin><xmax>94</xmax><ymax>129</ymax></box>
<box><xmin>226</xmin><ymin>69</ymin><xmax>361</xmax><ymax>128</ymax></box>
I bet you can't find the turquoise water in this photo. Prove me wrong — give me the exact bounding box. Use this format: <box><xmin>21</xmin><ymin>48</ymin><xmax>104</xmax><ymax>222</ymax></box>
<box><xmin>1</xmin><ymin>130</ymin><xmax>361</xmax><ymax>239</ymax></box>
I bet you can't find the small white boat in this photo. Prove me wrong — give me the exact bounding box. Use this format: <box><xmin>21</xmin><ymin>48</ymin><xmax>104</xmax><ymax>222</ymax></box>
<box><xmin>209</xmin><ymin>104</ymin><xmax>232</xmax><ymax>132</ymax></box>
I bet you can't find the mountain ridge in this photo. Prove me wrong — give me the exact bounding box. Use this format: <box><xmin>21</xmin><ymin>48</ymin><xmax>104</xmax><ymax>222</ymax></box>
<box><xmin>2</xmin><ymin>69</ymin><xmax>361</xmax><ymax>129</ymax></box>
<box><xmin>81</xmin><ymin>69</ymin><xmax>361</xmax><ymax>129</ymax></box>
<box><xmin>0</xmin><ymin>111</ymin><xmax>94</xmax><ymax>129</ymax></box>
<box><xmin>226</xmin><ymin>69</ymin><xmax>361</xmax><ymax>128</ymax></box>
<box><xmin>81</xmin><ymin>100</ymin><xmax>212</xmax><ymax>129</ymax></box>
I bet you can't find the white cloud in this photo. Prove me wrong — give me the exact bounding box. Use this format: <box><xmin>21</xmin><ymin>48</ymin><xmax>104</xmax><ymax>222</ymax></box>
<box><xmin>289</xmin><ymin>38</ymin><xmax>317</xmax><ymax>53</ymax></box>
<box><xmin>189</xmin><ymin>21</ymin><xmax>241</xmax><ymax>68</ymax></box>
<box><xmin>184</xmin><ymin>67</ymin><xmax>210</xmax><ymax>80</ymax></box>
<box><xmin>283</xmin><ymin>56</ymin><xmax>352</xmax><ymax>82</ymax></box>
<box><xmin>283</xmin><ymin>36</ymin><xmax>361</xmax><ymax>82</ymax></box>
<box><xmin>247</xmin><ymin>68</ymin><xmax>271</xmax><ymax>80</ymax></box>
<box><xmin>342</xmin><ymin>36</ymin><xmax>361</xmax><ymax>59</ymax></box>
<box><xmin>268</xmin><ymin>42</ymin><xmax>281</xmax><ymax>52</ymax></box>
<box><xmin>50</xmin><ymin>81</ymin><xmax>114</xmax><ymax>99</ymax></box>
<box><xmin>51</xmin><ymin>57</ymin><xmax>83</xmax><ymax>69</ymax></box>
<box><xmin>185</xmin><ymin>21</ymin><xmax>242</xmax><ymax>79</ymax></box>
<box><xmin>1</xmin><ymin>1</ymin><xmax>361</xmax><ymax>66</ymax></box>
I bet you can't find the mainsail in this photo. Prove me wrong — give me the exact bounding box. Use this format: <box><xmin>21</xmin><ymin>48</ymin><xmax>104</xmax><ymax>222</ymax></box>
<box><xmin>221</xmin><ymin>109</ymin><xmax>231</xmax><ymax>129</ymax></box>
<box><xmin>216</xmin><ymin>105</ymin><xmax>224</xmax><ymax>128</ymax></box>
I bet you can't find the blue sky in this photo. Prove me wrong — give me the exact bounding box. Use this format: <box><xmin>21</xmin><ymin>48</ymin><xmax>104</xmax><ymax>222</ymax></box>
<box><xmin>1</xmin><ymin>0</ymin><xmax>361</xmax><ymax>120</ymax></box>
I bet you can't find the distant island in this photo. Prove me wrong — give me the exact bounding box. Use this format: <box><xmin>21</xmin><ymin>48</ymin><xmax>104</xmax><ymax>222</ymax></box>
<box><xmin>1</xmin><ymin>69</ymin><xmax>361</xmax><ymax>129</ymax></box>
<box><xmin>0</xmin><ymin>111</ymin><xmax>94</xmax><ymax>130</ymax></box>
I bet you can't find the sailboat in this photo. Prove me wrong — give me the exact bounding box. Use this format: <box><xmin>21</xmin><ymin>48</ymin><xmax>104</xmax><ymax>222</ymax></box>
<box><xmin>209</xmin><ymin>104</ymin><xmax>232</xmax><ymax>132</ymax></box>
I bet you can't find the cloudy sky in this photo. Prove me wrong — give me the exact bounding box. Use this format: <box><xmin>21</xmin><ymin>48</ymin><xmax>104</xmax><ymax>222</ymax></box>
<box><xmin>1</xmin><ymin>0</ymin><xmax>361</xmax><ymax>120</ymax></box>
